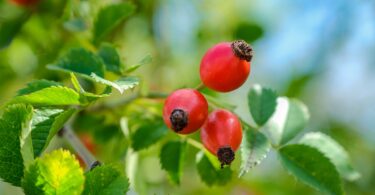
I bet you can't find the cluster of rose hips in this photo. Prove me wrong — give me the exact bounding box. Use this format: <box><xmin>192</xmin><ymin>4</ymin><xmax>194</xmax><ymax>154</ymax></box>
<box><xmin>163</xmin><ymin>40</ymin><xmax>253</xmax><ymax>167</ymax></box>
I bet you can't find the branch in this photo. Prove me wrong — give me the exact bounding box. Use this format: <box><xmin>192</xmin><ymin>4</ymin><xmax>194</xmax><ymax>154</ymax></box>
<box><xmin>88</xmin><ymin>91</ymin><xmax>168</xmax><ymax>112</ymax></box>
<box><xmin>58</xmin><ymin>126</ymin><xmax>99</xmax><ymax>170</ymax></box>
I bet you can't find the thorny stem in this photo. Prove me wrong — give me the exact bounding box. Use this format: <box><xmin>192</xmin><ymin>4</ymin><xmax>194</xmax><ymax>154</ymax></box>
<box><xmin>58</xmin><ymin>126</ymin><xmax>98</xmax><ymax>171</ymax></box>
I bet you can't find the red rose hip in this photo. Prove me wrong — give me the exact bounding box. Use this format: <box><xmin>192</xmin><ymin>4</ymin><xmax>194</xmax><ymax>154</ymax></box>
<box><xmin>201</xmin><ymin>109</ymin><xmax>243</xmax><ymax>167</ymax></box>
<box><xmin>200</xmin><ymin>40</ymin><xmax>253</xmax><ymax>92</ymax></box>
<box><xmin>163</xmin><ymin>89</ymin><xmax>208</xmax><ymax>134</ymax></box>
<box><xmin>10</xmin><ymin>0</ymin><xmax>39</xmax><ymax>6</ymax></box>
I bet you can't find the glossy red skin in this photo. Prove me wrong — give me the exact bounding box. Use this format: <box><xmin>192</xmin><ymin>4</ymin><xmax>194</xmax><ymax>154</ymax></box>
<box><xmin>201</xmin><ymin>109</ymin><xmax>242</xmax><ymax>155</ymax></box>
<box><xmin>10</xmin><ymin>0</ymin><xmax>39</xmax><ymax>6</ymax></box>
<box><xmin>163</xmin><ymin>89</ymin><xmax>208</xmax><ymax>134</ymax></box>
<box><xmin>200</xmin><ymin>42</ymin><xmax>251</xmax><ymax>92</ymax></box>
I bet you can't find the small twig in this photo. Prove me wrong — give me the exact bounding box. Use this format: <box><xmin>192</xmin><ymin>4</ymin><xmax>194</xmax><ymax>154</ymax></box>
<box><xmin>145</xmin><ymin>91</ymin><xmax>169</xmax><ymax>98</ymax></box>
<box><xmin>58</xmin><ymin>126</ymin><xmax>97</xmax><ymax>170</ymax></box>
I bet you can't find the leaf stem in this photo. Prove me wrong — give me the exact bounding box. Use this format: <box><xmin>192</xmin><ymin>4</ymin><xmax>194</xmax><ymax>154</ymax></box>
<box><xmin>59</xmin><ymin>126</ymin><xmax>97</xmax><ymax>170</ymax></box>
<box><xmin>239</xmin><ymin>118</ymin><xmax>258</xmax><ymax>130</ymax></box>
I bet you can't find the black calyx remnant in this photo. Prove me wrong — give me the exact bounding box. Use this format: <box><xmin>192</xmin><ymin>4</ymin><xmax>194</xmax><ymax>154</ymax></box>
<box><xmin>170</xmin><ymin>109</ymin><xmax>188</xmax><ymax>132</ymax></box>
<box><xmin>89</xmin><ymin>160</ymin><xmax>102</xmax><ymax>171</ymax></box>
<box><xmin>217</xmin><ymin>146</ymin><xmax>235</xmax><ymax>169</ymax></box>
<box><xmin>231</xmin><ymin>40</ymin><xmax>253</xmax><ymax>62</ymax></box>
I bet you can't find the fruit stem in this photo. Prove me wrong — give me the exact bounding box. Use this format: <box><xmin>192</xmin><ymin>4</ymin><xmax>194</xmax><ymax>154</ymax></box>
<box><xmin>195</xmin><ymin>82</ymin><xmax>206</xmax><ymax>91</ymax></box>
<box><xmin>58</xmin><ymin>126</ymin><xmax>97</xmax><ymax>171</ymax></box>
<box><xmin>186</xmin><ymin>137</ymin><xmax>205</xmax><ymax>150</ymax></box>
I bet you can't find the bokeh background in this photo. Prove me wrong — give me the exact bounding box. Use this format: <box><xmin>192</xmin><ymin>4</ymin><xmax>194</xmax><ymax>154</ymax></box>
<box><xmin>1</xmin><ymin>0</ymin><xmax>374</xmax><ymax>194</ymax></box>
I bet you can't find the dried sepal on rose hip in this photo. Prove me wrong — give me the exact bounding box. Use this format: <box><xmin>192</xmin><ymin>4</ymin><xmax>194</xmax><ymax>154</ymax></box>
<box><xmin>201</xmin><ymin>109</ymin><xmax>243</xmax><ymax>168</ymax></box>
<box><xmin>200</xmin><ymin>40</ymin><xmax>253</xmax><ymax>92</ymax></box>
<box><xmin>162</xmin><ymin>89</ymin><xmax>208</xmax><ymax>134</ymax></box>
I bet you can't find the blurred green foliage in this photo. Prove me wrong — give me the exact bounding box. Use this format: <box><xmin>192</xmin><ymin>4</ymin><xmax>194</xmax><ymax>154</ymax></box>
<box><xmin>0</xmin><ymin>0</ymin><xmax>374</xmax><ymax>195</ymax></box>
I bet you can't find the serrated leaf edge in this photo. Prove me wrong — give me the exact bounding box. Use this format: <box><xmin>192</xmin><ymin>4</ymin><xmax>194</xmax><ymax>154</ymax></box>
<box><xmin>239</xmin><ymin>130</ymin><xmax>270</xmax><ymax>177</ymax></box>
<box><xmin>279</xmin><ymin>144</ymin><xmax>344</xmax><ymax>195</ymax></box>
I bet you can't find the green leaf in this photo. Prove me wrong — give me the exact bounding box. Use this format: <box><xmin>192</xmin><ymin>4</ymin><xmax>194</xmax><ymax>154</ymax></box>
<box><xmin>196</xmin><ymin>151</ymin><xmax>232</xmax><ymax>186</ymax></box>
<box><xmin>22</xmin><ymin>149</ymin><xmax>85</xmax><ymax>195</ymax></box>
<box><xmin>10</xmin><ymin>86</ymin><xmax>82</xmax><ymax>106</ymax></box>
<box><xmin>63</xmin><ymin>18</ymin><xmax>87</xmax><ymax>32</ymax></box>
<box><xmin>125</xmin><ymin>54</ymin><xmax>152</xmax><ymax>74</ymax></box>
<box><xmin>262</xmin><ymin>97</ymin><xmax>309</xmax><ymax>145</ymax></box>
<box><xmin>0</xmin><ymin>104</ymin><xmax>33</xmax><ymax>186</ymax></box>
<box><xmin>48</xmin><ymin>47</ymin><xmax>105</xmax><ymax>78</ymax></box>
<box><xmin>285</xmin><ymin>73</ymin><xmax>315</xmax><ymax>97</ymax></box>
<box><xmin>98</xmin><ymin>43</ymin><xmax>122</xmax><ymax>74</ymax></box>
<box><xmin>83</xmin><ymin>164</ymin><xmax>129</xmax><ymax>195</ymax></box>
<box><xmin>91</xmin><ymin>73</ymin><xmax>139</xmax><ymax>94</ymax></box>
<box><xmin>299</xmin><ymin>132</ymin><xmax>360</xmax><ymax>181</ymax></box>
<box><xmin>31</xmin><ymin>108</ymin><xmax>76</xmax><ymax>157</ymax></box>
<box><xmin>248</xmin><ymin>84</ymin><xmax>277</xmax><ymax>126</ymax></box>
<box><xmin>160</xmin><ymin>141</ymin><xmax>186</xmax><ymax>184</ymax></box>
<box><xmin>239</xmin><ymin>124</ymin><xmax>271</xmax><ymax>177</ymax></box>
<box><xmin>93</xmin><ymin>2</ymin><xmax>136</xmax><ymax>43</ymax></box>
<box><xmin>21</xmin><ymin>159</ymin><xmax>43</xmax><ymax>195</ymax></box>
<box><xmin>279</xmin><ymin>144</ymin><xmax>343</xmax><ymax>195</ymax></box>
<box><xmin>81</xmin><ymin>87</ymin><xmax>112</xmax><ymax>103</ymax></box>
<box><xmin>131</xmin><ymin>121</ymin><xmax>167</xmax><ymax>151</ymax></box>
<box><xmin>20</xmin><ymin>107</ymin><xmax>34</xmax><ymax>170</ymax></box>
<box><xmin>0</xmin><ymin>8</ymin><xmax>30</xmax><ymax>49</ymax></box>
<box><xmin>70</xmin><ymin>72</ymin><xmax>82</xmax><ymax>92</ymax></box>
<box><xmin>17</xmin><ymin>80</ymin><xmax>62</xmax><ymax>96</ymax></box>
<box><xmin>70</xmin><ymin>73</ymin><xmax>112</xmax><ymax>103</ymax></box>
<box><xmin>233</xmin><ymin>22</ymin><xmax>264</xmax><ymax>43</ymax></box>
